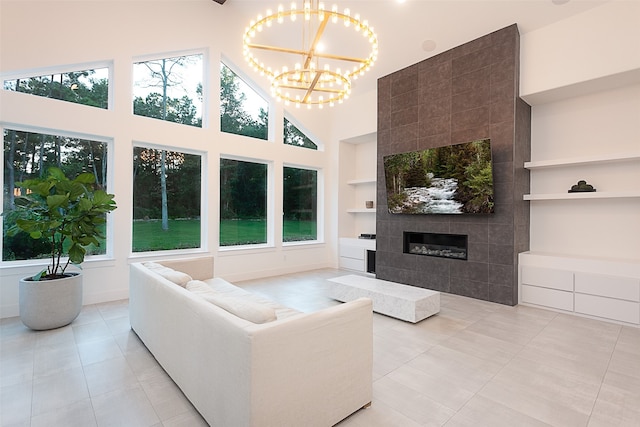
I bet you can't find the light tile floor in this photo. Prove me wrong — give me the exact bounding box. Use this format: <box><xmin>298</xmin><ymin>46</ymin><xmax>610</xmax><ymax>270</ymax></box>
<box><xmin>1</xmin><ymin>268</ymin><xmax>639</xmax><ymax>427</ymax></box>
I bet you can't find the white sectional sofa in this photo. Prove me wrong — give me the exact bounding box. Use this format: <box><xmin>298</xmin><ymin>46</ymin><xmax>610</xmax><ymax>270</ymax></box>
<box><xmin>129</xmin><ymin>256</ymin><xmax>373</xmax><ymax>427</ymax></box>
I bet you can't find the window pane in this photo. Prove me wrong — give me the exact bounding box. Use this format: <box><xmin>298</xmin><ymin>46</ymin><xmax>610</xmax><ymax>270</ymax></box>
<box><xmin>132</xmin><ymin>147</ymin><xmax>201</xmax><ymax>252</ymax></box>
<box><xmin>133</xmin><ymin>54</ymin><xmax>203</xmax><ymax>127</ymax></box>
<box><xmin>220</xmin><ymin>63</ymin><xmax>268</xmax><ymax>140</ymax></box>
<box><xmin>3</xmin><ymin>129</ymin><xmax>109</xmax><ymax>261</ymax></box>
<box><xmin>3</xmin><ymin>68</ymin><xmax>109</xmax><ymax>109</ymax></box>
<box><xmin>283</xmin><ymin>118</ymin><xmax>317</xmax><ymax>150</ymax></box>
<box><xmin>220</xmin><ymin>158</ymin><xmax>267</xmax><ymax>246</ymax></box>
<box><xmin>283</xmin><ymin>167</ymin><xmax>317</xmax><ymax>242</ymax></box>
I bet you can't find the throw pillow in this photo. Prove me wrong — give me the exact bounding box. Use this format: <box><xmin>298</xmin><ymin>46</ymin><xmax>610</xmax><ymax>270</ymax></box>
<box><xmin>186</xmin><ymin>279</ymin><xmax>215</xmax><ymax>295</ymax></box>
<box><xmin>203</xmin><ymin>294</ymin><xmax>277</xmax><ymax>324</ymax></box>
<box><xmin>144</xmin><ymin>262</ymin><xmax>192</xmax><ymax>287</ymax></box>
<box><xmin>186</xmin><ymin>280</ymin><xmax>276</xmax><ymax>324</ymax></box>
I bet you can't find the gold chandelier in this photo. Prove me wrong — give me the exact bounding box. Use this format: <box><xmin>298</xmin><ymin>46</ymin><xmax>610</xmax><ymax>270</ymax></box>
<box><xmin>242</xmin><ymin>1</ymin><xmax>378</xmax><ymax>108</ymax></box>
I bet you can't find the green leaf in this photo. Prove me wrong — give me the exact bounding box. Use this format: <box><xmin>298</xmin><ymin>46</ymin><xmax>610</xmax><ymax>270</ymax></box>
<box><xmin>33</xmin><ymin>181</ymin><xmax>53</xmax><ymax>197</ymax></box>
<box><xmin>48</xmin><ymin>167</ymin><xmax>67</xmax><ymax>181</ymax></box>
<box><xmin>78</xmin><ymin>198</ymin><xmax>92</xmax><ymax>212</ymax></box>
<box><xmin>92</xmin><ymin>190</ymin><xmax>115</xmax><ymax>206</ymax></box>
<box><xmin>74</xmin><ymin>172</ymin><xmax>96</xmax><ymax>184</ymax></box>
<box><xmin>68</xmin><ymin>243</ymin><xmax>86</xmax><ymax>264</ymax></box>
<box><xmin>32</xmin><ymin>269</ymin><xmax>47</xmax><ymax>281</ymax></box>
<box><xmin>47</xmin><ymin>194</ymin><xmax>68</xmax><ymax>210</ymax></box>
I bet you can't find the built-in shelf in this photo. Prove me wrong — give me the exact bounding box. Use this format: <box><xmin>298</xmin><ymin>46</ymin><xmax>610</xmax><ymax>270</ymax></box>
<box><xmin>346</xmin><ymin>178</ymin><xmax>376</xmax><ymax>185</ymax></box>
<box><xmin>524</xmin><ymin>191</ymin><xmax>640</xmax><ymax>201</ymax></box>
<box><xmin>524</xmin><ymin>152</ymin><xmax>640</xmax><ymax>169</ymax></box>
<box><xmin>346</xmin><ymin>208</ymin><xmax>377</xmax><ymax>213</ymax></box>
<box><xmin>339</xmin><ymin>132</ymin><xmax>377</xmax><ymax>241</ymax></box>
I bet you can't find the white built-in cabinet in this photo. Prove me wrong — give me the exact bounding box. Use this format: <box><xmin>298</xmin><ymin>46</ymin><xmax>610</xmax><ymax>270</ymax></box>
<box><xmin>519</xmin><ymin>145</ymin><xmax>640</xmax><ymax>324</ymax></box>
<box><xmin>338</xmin><ymin>133</ymin><xmax>377</xmax><ymax>273</ymax></box>
<box><xmin>338</xmin><ymin>237</ymin><xmax>375</xmax><ymax>274</ymax></box>
<box><xmin>519</xmin><ymin>252</ymin><xmax>640</xmax><ymax>325</ymax></box>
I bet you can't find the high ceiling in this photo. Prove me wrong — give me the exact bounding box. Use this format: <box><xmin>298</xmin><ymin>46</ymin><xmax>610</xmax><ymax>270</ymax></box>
<box><xmin>222</xmin><ymin>0</ymin><xmax>610</xmax><ymax>97</ymax></box>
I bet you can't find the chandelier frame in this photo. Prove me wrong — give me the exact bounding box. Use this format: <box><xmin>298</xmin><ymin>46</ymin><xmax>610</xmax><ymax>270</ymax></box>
<box><xmin>242</xmin><ymin>2</ymin><xmax>378</xmax><ymax>108</ymax></box>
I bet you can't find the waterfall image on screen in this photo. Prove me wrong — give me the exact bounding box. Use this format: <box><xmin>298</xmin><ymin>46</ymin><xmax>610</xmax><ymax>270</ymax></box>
<box><xmin>383</xmin><ymin>139</ymin><xmax>494</xmax><ymax>215</ymax></box>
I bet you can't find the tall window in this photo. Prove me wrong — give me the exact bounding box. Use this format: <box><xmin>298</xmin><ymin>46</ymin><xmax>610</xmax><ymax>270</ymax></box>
<box><xmin>133</xmin><ymin>54</ymin><xmax>203</xmax><ymax>127</ymax></box>
<box><xmin>3</xmin><ymin>67</ymin><xmax>109</xmax><ymax>109</ymax></box>
<box><xmin>283</xmin><ymin>167</ymin><xmax>318</xmax><ymax>242</ymax></box>
<box><xmin>284</xmin><ymin>118</ymin><xmax>317</xmax><ymax>150</ymax></box>
<box><xmin>220</xmin><ymin>63</ymin><xmax>268</xmax><ymax>140</ymax></box>
<box><xmin>3</xmin><ymin>129</ymin><xmax>109</xmax><ymax>261</ymax></box>
<box><xmin>220</xmin><ymin>158</ymin><xmax>268</xmax><ymax>246</ymax></box>
<box><xmin>132</xmin><ymin>147</ymin><xmax>202</xmax><ymax>252</ymax></box>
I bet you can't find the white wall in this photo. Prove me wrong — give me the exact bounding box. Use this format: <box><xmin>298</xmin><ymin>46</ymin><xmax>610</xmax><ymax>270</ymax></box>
<box><xmin>519</xmin><ymin>0</ymin><xmax>640</xmax><ymax>262</ymax></box>
<box><xmin>528</xmin><ymin>85</ymin><xmax>640</xmax><ymax>259</ymax></box>
<box><xmin>0</xmin><ymin>0</ymin><xmax>338</xmax><ymax>318</ymax></box>
<box><xmin>520</xmin><ymin>0</ymin><xmax>640</xmax><ymax>105</ymax></box>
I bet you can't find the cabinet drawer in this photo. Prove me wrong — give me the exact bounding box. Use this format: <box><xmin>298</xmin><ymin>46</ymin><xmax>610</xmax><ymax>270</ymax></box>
<box><xmin>575</xmin><ymin>272</ymin><xmax>640</xmax><ymax>302</ymax></box>
<box><xmin>521</xmin><ymin>284</ymin><xmax>573</xmax><ymax>311</ymax></box>
<box><xmin>339</xmin><ymin>244</ymin><xmax>365</xmax><ymax>260</ymax></box>
<box><xmin>575</xmin><ymin>293</ymin><xmax>640</xmax><ymax>324</ymax></box>
<box><xmin>339</xmin><ymin>256</ymin><xmax>365</xmax><ymax>272</ymax></box>
<box><xmin>521</xmin><ymin>266</ymin><xmax>573</xmax><ymax>291</ymax></box>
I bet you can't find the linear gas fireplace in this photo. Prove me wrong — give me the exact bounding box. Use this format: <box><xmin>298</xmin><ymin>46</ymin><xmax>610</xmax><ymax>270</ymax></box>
<box><xmin>403</xmin><ymin>232</ymin><xmax>468</xmax><ymax>260</ymax></box>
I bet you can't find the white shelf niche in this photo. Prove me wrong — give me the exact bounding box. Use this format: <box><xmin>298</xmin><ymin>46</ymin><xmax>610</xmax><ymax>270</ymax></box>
<box><xmin>346</xmin><ymin>208</ymin><xmax>377</xmax><ymax>213</ymax></box>
<box><xmin>339</xmin><ymin>132</ymin><xmax>377</xmax><ymax>239</ymax></box>
<box><xmin>524</xmin><ymin>152</ymin><xmax>640</xmax><ymax>170</ymax></box>
<box><xmin>524</xmin><ymin>191</ymin><xmax>640</xmax><ymax>201</ymax></box>
<box><xmin>346</xmin><ymin>178</ymin><xmax>376</xmax><ymax>185</ymax></box>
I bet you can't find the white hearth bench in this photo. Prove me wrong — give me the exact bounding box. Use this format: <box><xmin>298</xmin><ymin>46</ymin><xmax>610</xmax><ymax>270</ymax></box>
<box><xmin>328</xmin><ymin>275</ymin><xmax>440</xmax><ymax>323</ymax></box>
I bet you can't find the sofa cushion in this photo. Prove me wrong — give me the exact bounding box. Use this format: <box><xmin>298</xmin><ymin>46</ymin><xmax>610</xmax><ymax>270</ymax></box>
<box><xmin>186</xmin><ymin>280</ymin><xmax>277</xmax><ymax>324</ymax></box>
<box><xmin>185</xmin><ymin>279</ymin><xmax>217</xmax><ymax>295</ymax></box>
<box><xmin>204</xmin><ymin>294</ymin><xmax>277</xmax><ymax>324</ymax></box>
<box><xmin>143</xmin><ymin>262</ymin><xmax>192</xmax><ymax>287</ymax></box>
<box><xmin>203</xmin><ymin>278</ymin><xmax>302</xmax><ymax>320</ymax></box>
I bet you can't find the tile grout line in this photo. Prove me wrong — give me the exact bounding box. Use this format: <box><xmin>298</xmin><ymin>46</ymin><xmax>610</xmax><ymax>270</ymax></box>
<box><xmin>584</xmin><ymin>324</ymin><xmax>623</xmax><ymax>425</ymax></box>
<box><xmin>451</xmin><ymin>309</ymin><xmax>561</xmax><ymax>424</ymax></box>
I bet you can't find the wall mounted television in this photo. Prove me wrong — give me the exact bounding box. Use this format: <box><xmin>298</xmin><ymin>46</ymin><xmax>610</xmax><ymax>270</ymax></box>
<box><xmin>383</xmin><ymin>138</ymin><xmax>494</xmax><ymax>215</ymax></box>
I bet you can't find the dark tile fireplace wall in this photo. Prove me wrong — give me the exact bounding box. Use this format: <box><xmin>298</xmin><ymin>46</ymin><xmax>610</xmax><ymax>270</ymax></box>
<box><xmin>375</xmin><ymin>24</ymin><xmax>531</xmax><ymax>305</ymax></box>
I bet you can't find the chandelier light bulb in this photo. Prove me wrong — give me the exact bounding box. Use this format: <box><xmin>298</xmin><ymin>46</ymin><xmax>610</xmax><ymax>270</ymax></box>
<box><xmin>304</xmin><ymin>1</ymin><xmax>311</xmax><ymax>20</ymax></box>
<box><xmin>277</xmin><ymin>5</ymin><xmax>284</xmax><ymax>23</ymax></box>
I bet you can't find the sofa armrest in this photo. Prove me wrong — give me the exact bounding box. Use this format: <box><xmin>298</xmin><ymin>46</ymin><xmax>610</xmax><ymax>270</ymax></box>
<box><xmin>247</xmin><ymin>298</ymin><xmax>373</xmax><ymax>427</ymax></box>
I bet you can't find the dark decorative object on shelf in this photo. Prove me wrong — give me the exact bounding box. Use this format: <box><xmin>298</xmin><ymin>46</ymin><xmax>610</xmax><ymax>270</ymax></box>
<box><xmin>568</xmin><ymin>180</ymin><xmax>596</xmax><ymax>193</ymax></box>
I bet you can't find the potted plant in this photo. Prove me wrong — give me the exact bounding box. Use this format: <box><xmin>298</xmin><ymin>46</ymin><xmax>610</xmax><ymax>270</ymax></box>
<box><xmin>5</xmin><ymin>167</ymin><xmax>117</xmax><ymax>330</ymax></box>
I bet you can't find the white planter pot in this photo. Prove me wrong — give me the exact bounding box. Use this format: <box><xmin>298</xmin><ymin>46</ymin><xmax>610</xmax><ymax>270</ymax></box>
<box><xmin>19</xmin><ymin>273</ymin><xmax>83</xmax><ymax>330</ymax></box>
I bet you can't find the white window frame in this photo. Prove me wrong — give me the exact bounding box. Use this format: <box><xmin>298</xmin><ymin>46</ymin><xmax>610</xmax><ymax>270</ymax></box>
<box><xmin>218</xmin><ymin>154</ymin><xmax>274</xmax><ymax>251</ymax></box>
<box><xmin>1</xmin><ymin>61</ymin><xmax>114</xmax><ymax>110</ymax></box>
<box><xmin>130</xmin><ymin>141</ymin><xmax>207</xmax><ymax>257</ymax></box>
<box><xmin>0</xmin><ymin>124</ymin><xmax>116</xmax><ymax>266</ymax></box>
<box><xmin>282</xmin><ymin>113</ymin><xmax>324</xmax><ymax>151</ymax></box>
<box><xmin>282</xmin><ymin>163</ymin><xmax>324</xmax><ymax>247</ymax></box>
<box><xmin>219</xmin><ymin>58</ymin><xmax>273</xmax><ymax>142</ymax></box>
<box><xmin>132</xmin><ymin>49</ymin><xmax>207</xmax><ymax>128</ymax></box>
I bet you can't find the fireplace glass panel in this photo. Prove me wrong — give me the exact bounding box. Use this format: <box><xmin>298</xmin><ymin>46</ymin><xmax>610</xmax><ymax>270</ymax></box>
<box><xmin>403</xmin><ymin>232</ymin><xmax>467</xmax><ymax>260</ymax></box>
